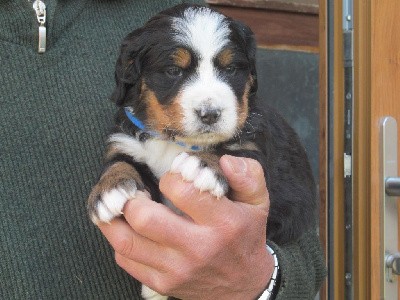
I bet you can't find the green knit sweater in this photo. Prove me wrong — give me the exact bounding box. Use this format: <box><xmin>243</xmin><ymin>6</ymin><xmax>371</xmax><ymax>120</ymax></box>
<box><xmin>0</xmin><ymin>1</ymin><xmax>326</xmax><ymax>299</ymax></box>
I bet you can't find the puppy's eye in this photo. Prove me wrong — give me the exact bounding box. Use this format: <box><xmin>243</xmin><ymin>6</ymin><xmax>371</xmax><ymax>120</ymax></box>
<box><xmin>224</xmin><ymin>65</ymin><xmax>237</xmax><ymax>75</ymax></box>
<box><xmin>165</xmin><ymin>66</ymin><xmax>183</xmax><ymax>78</ymax></box>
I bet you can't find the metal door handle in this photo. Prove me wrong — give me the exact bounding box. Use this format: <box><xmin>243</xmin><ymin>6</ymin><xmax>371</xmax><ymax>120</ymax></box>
<box><xmin>386</xmin><ymin>252</ymin><xmax>400</xmax><ymax>276</ymax></box>
<box><xmin>386</xmin><ymin>177</ymin><xmax>400</xmax><ymax>196</ymax></box>
<box><xmin>381</xmin><ymin>116</ymin><xmax>399</xmax><ymax>299</ymax></box>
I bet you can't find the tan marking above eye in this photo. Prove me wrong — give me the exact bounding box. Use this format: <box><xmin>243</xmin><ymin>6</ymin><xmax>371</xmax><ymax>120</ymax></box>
<box><xmin>217</xmin><ymin>48</ymin><xmax>234</xmax><ymax>67</ymax></box>
<box><xmin>172</xmin><ymin>48</ymin><xmax>192</xmax><ymax>69</ymax></box>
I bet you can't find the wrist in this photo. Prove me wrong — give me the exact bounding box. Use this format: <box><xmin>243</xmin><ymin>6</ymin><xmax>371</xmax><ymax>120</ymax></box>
<box><xmin>256</xmin><ymin>245</ymin><xmax>280</xmax><ymax>300</ymax></box>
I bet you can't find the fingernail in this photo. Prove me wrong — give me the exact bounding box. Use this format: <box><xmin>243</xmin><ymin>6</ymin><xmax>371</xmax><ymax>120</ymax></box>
<box><xmin>225</xmin><ymin>155</ymin><xmax>247</xmax><ymax>174</ymax></box>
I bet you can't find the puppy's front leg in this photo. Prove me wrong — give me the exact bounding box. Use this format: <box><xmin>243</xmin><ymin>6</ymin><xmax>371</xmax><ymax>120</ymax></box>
<box><xmin>170</xmin><ymin>152</ymin><xmax>229</xmax><ymax>198</ymax></box>
<box><xmin>87</xmin><ymin>161</ymin><xmax>145</xmax><ymax>224</ymax></box>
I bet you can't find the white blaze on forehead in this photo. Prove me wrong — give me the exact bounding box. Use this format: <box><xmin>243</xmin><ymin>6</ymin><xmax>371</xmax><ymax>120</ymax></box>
<box><xmin>172</xmin><ymin>7</ymin><xmax>230</xmax><ymax>57</ymax></box>
<box><xmin>171</xmin><ymin>7</ymin><xmax>239</xmax><ymax>144</ymax></box>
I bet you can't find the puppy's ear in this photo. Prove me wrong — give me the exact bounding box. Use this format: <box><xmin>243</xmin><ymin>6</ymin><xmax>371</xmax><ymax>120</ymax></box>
<box><xmin>230</xmin><ymin>20</ymin><xmax>258</xmax><ymax>96</ymax></box>
<box><xmin>110</xmin><ymin>28</ymin><xmax>145</xmax><ymax>106</ymax></box>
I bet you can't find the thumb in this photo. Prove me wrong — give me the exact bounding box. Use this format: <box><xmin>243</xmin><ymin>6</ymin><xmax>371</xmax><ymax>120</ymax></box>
<box><xmin>219</xmin><ymin>155</ymin><xmax>269</xmax><ymax>207</ymax></box>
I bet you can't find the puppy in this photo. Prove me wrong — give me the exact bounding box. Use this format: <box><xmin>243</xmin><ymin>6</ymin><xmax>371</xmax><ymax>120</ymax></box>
<box><xmin>88</xmin><ymin>4</ymin><xmax>317</xmax><ymax>299</ymax></box>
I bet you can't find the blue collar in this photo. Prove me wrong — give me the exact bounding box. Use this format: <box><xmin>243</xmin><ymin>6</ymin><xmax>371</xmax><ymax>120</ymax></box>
<box><xmin>124</xmin><ymin>108</ymin><xmax>201</xmax><ymax>151</ymax></box>
<box><xmin>124</xmin><ymin>107</ymin><xmax>146</xmax><ymax>131</ymax></box>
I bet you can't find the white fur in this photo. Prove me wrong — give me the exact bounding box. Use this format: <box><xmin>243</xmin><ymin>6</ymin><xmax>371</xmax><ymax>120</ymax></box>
<box><xmin>170</xmin><ymin>152</ymin><xmax>226</xmax><ymax>198</ymax></box>
<box><xmin>195</xmin><ymin>167</ymin><xmax>225</xmax><ymax>198</ymax></box>
<box><xmin>172</xmin><ymin>7</ymin><xmax>230</xmax><ymax>58</ymax></box>
<box><xmin>172</xmin><ymin>7</ymin><xmax>239</xmax><ymax>144</ymax></box>
<box><xmin>170</xmin><ymin>151</ymin><xmax>190</xmax><ymax>172</ymax></box>
<box><xmin>103</xmin><ymin>187</ymin><xmax>134</xmax><ymax>215</ymax></box>
<box><xmin>170</xmin><ymin>152</ymin><xmax>201</xmax><ymax>181</ymax></box>
<box><xmin>93</xmin><ymin>134</ymin><xmax>185</xmax><ymax>223</ymax></box>
<box><xmin>180</xmin><ymin>75</ymin><xmax>238</xmax><ymax>139</ymax></box>
<box><xmin>93</xmin><ymin>183</ymin><xmax>137</xmax><ymax>223</ymax></box>
<box><xmin>94</xmin><ymin>202</ymin><xmax>114</xmax><ymax>224</ymax></box>
<box><xmin>108</xmin><ymin>133</ymin><xmax>183</xmax><ymax>179</ymax></box>
<box><xmin>108</xmin><ymin>134</ymin><xmax>227</xmax><ymax>199</ymax></box>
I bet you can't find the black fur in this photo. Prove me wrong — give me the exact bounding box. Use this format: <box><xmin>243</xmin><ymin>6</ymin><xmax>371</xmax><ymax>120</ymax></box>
<box><xmin>225</xmin><ymin>106</ymin><xmax>317</xmax><ymax>243</ymax></box>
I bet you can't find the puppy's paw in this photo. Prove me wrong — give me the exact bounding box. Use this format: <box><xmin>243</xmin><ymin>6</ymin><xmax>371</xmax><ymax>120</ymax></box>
<box><xmin>170</xmin><ymin>152</ymin><xmax>228</xmax><ymax>198</ymax></box>
<box><xmin>87</xmin><ymin>180</ymin><xmax>137</xmax><ymax>224</ymax></box>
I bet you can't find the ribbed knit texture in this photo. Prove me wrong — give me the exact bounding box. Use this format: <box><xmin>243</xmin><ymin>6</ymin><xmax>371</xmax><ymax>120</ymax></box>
<box><xmin>0</xmin><ymin>1</ymin><xmax>201</xmax><ymax>299</ymax></box>
<box><xmin>269</xmin><ymin>230</ymin><xmax>327</xmax><ymax>299</ymax></box>
<box><xmin>0</xmin><ymin>1</ymin><xmax>326</xmax><ymax>299</ymax></box>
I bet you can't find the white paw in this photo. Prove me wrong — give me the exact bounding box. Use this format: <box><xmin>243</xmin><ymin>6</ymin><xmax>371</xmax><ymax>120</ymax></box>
<box><xmin>90</xmin><ymin>181</ymin><xmax>137</xmax><ymax>224</ymax></box>
<box><xmin>141</xmin><ymin>284</ymin><xmax>168</xmax><ymax>300</ymax></box>
<box><xmin>170</xmin><ymin>152</ymin><xmax>228</xmax><ymax>198</ymax></box>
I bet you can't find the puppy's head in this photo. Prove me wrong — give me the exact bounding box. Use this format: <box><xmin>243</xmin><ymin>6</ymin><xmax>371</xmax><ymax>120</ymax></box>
<box><xmin>112</xmin><ymin>4</ymin><xmax>257</xmax><ymax>146</ymax></box>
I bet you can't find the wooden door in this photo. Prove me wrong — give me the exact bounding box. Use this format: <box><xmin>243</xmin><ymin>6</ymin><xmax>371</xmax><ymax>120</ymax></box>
<box><xmin>370</xmin><ymin>0</ymin><xmax>400</xmax><ymax>298</ymax></box>
<box><xmin>320</xmin><ymin>0</ymin><xmax>400</xmax><ymax>299</ymax></box>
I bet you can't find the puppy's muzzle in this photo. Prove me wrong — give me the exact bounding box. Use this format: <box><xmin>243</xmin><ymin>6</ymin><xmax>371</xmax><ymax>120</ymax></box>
<box><xmin>195</xmin><ymin>107</ymin><xmax>222</xmax><ymax>125</ymax></box>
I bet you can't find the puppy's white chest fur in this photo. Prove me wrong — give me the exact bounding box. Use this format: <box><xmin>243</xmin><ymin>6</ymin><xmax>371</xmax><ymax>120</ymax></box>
<box><xmin>107</xmin><ymin>132</ymin><xmax>227</xmax><ymax>204</ymax></box>
<box><xmin>109</xmin><ymin>133</ymin><xmax>184</xmax><ymax>179</ymax></box>
<box><xmin>107</xmin><ymin>133</ymin><xmax>207</xmax><ymax>215</ymax></box>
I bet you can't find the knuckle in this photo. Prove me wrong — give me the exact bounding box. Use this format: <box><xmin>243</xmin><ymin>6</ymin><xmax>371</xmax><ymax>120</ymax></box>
<box><xmin>114</xmin><ymin>252</ymin><xmax>127</xmax><ymax>268</ymax></box>
<box><xmin>173</xmin><ymin>268</ymin><xmax>191</xmax><ymax>288</ymax></box>
<box><xmin>114</xmin><ymin>235</ymin><xmax>133</xmax><ymax>257</ymax></box>
<box><xmin>201</xmin><ymin>241</ymin><xmax>220</xmax><ymax>262</ymax></box>
<box><xmin>191</xmin><ymin>245</ymin><xmax>209</xmax><ymax>262</ymax></box>
<box><xmin>186</xmin><ymin>230</ymin><xmax>219</xmax><ymax>263</ymax></box>
<box><xmin>159</xmin><ymin>268</ymin><xmax>190</xmax><ymax>295</ymax></box>
<box><xmin>215</xmin><ymin>215</ymin><xmax>250</xmax><ymax>247</ymax></box>
<box><xmin>154</xmin><ymin>278</ymin><xmax>175</xmax><ymax>296</ymax></box>
<box><xmin>221</xmin><ymin>214</ymin><xmax>243</xmax><ymax>237</ymax></box>
<box><xmin>145</xmin><ymin>275</ymin><xmax>166</xmax><ymax>295</ymax></box>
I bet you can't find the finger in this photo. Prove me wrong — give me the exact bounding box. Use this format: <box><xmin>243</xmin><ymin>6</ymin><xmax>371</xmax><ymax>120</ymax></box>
<box><xmin>114</xmin><ymin>252</ymin><xmax>162</xmax><ymax>290</ymax></box>
<box><xmin>122</xmin><ymin>195</ymin><xmax>199</xmax><ymax>248</ymax></box>
<box><xmin>219</xmin><ymin>155</ymin><xmax>269</xmax><ymax>207</ymax></box>
<box><xmin>98</xmin><ymin>217</ymin><xmax>168</xmax><ymax>270</ymax></box>
<box><xmin>159</xmin><ymin>172</ymin><xmax>234</xmax><ymax>225</ymax></box>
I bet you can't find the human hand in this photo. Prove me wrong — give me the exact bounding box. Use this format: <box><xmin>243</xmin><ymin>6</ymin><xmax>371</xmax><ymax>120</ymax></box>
<box><xmin>98</xmin><ymin>155</ymin><xmax>274</xmax><ymax>300</ymax></box>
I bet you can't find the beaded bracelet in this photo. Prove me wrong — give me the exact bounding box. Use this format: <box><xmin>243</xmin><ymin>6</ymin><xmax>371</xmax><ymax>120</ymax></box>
<box><xmin>257</xmin><ymin>245</ymin><xmax>279</xmax><ymax>300</ymax></box>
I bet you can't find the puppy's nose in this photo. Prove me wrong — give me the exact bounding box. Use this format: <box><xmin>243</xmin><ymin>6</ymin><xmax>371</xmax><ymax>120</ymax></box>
<box><xmin>195</xmin><ymin>107</ymin><xmax>221</xmax><ymax>125</ymax></box>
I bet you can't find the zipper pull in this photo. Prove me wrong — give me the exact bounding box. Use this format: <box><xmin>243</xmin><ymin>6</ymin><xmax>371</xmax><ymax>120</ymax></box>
<box><xmin>32</xmin><ymin>0</ymin><xmax>46</xmax><ymax>53</ymax></box>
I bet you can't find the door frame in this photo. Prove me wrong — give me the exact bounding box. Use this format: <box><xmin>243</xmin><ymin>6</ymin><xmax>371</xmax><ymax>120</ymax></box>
<box><xmin>320</xmin><ymin>0</ymin><xmax>400</xmax><ymax>299</ymax></box>
<box><xmin>319</xmin><ymin>0</ymin><xmax>371</xmax><ymax>298</ymax></box>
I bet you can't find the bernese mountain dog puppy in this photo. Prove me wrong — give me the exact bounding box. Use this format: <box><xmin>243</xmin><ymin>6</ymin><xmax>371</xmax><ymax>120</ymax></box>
<box><xmin>88</xmin><ymin>4</ymin><xmax>316</xmax><ymax>299</ymax></box>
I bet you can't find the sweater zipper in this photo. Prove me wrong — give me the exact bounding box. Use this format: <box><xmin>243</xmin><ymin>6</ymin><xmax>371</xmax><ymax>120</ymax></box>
<box><xmin>31</xmin><ymin>0</ymin><xmax>46</xmax><ymax>53</ymax></box>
